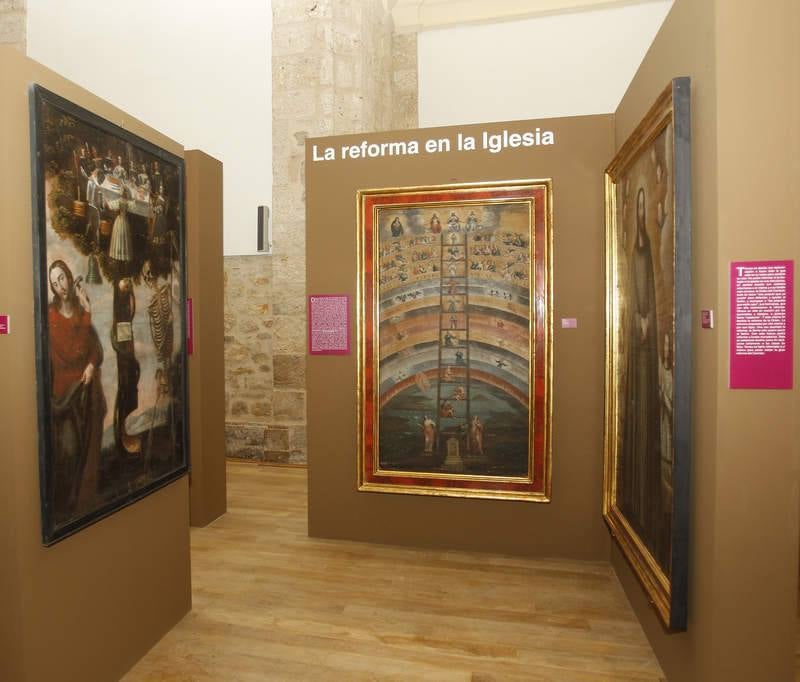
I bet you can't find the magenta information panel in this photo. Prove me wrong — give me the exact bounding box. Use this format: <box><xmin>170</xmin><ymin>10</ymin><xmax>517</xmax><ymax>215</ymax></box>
<box><xmin>730</xmin><ymin>260</ymin><xmax>793</xmax><ymax>389</ymax></box>
<box><xmin>308</xmin><ymin>294</ymin><xmax>350</xmax><ymax>355</ymax></box>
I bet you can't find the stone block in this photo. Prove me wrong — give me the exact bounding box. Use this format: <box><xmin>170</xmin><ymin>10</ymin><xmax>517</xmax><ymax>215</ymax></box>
<box><xmin>251</xmin><ymin>400</ymin><xmax>273</xmax><ymax>418</ymax></box>
<box><xmin>319</xmin><ymin>88</ymin><xmax>335</xmax><ymax>116</ymax></box>
<box><xmin>265</xmin><ymin>426</ymin><xmax>290</xmax><ymax>451</ymax></box>
<box><xmin>393</xmin><ymin>68</ymin><xmax>417</xmax><ymax>93</ymax></box>
<box><xmin>392</xmin><ymin>93</ymin><xmax>418</xmax><ymax>130</ymax></box>
<box><xmin>273</xmin><ymin>354</ymin><xmax>306</xmax><ymax>388</ymax></box>
<box><xmin>273</xmin><ymin>0</ymin><xmax>332</xmax><ymax>23</ymax></box>
<box><xmin>288</xmin><ymin>154</ymin><xmax>306</xmax><ymax>185</ymax></box>
<box><xmin>290</xmin><ymin>425</ymin><xmax>307</xmax><ymax>451</ymax></box>
<box><xmin>273</xmin><ymin>391</ymin><xmax>306</xmax><ymax>422</ymax></box>
<box><xmin>240</xmin><ymin>319</ymin><xmax>259</xmax><ymax>335</ymax></box>
<box><xmin>273</xmin><ymin>88</ymin><xmax>317</xmax><ymax>120</ymax></box>
<box><xmin>225</xmin><ymin>422</ymin><xmax>266</xmax><ymax>459</ymax></box>
<box><xmin>273</xmin><ymin>284</ymin><xmax>306</xmax><ymax>316</ymax></box>
<box><xmin>230</xmin><ymin>446</ymin><xmax>264</xmax><ymax>461</ymax></box>
<box><xmin>275</xmin><ymin>53</ymin><xmax>323</xmax><ymax>91</ymax></box>
<box><xmin>272</xmin><ymin>21</ymin><xmax>316</xmax><ymax>56</ymax></box>
<box><xmin>335</xmin><ymin>57</ymin><xmax>355</xmax><ymax>88</ymax></box>
<box><xmin>333</xmin><ymin>27</ymin><xmax>361</xmax><ymax>55</ymax></box>
<box><xmin>289</xmin><ymin>449</ymin><xmax>308</xmax><ymax>465</ymax></box>
<box><xmin>244</xmin><ymin>374</ymin><xmax>272</xmax><ymax>391</ymax></box>
<box><xmin>392</xmin><ymin>33</ymin><xmax>417</xmax><ymax>72</ymax></box>
<box><xmin>226</xmin><ymin>343</ymin><xmax>251</xmax><ymax>365</ymax></box>
<box><xmin>231</xmin><ymin>401</ymin><xmax>249</xmax><ymax>417</ymax></box>
<box><xmin>273</xmin><ymin>315</ymin><xmax>307</xmax><ymax>354</ymax></box>
<box><xmin>319</xmin><ymin>52</ymin><xmax>334</xmax><ymax>86</ymax></box>
<box><xmin>263</xmin><ymin>450</ymin><xmax>291</xmax><ymax>464</ymax></box>
<box><xmin>0</xmin><ymin>11</ymin><xmax>24</xmax><ymax>44</ymax></box>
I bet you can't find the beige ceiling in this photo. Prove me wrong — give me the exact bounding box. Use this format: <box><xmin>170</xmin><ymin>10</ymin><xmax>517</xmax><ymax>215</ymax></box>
<box><xmin>391</xmin><ymin>0</ymin><xmax>667</xmax><ymax>32</ymax></box>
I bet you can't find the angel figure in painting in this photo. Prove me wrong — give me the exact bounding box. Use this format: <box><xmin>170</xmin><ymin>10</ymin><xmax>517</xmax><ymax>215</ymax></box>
<box><xmin>470</xmin><ymin>415</ymin><xmax>484</xmax><ymax>456</ymax></box>
<box><xmin>421</xmin><ymin>415</ymin><xmax>436</xmax><ymax>454</ymax></box>
<box><xmin>47</xmin><ymin>260</ymin><xmax>107</xmax><ymax>520</ymax></box>
<box><xmin>621</xmin><ymin>187</ymin><xmax>662</xmax><ymax>543</ymax></box>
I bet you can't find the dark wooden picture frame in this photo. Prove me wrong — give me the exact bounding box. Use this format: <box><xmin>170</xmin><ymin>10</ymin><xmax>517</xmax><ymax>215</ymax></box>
<box><xmin>603</xmin><ymin>78</ymin><xmax>692</xmax><ymax>630</ymax></box>
<box><xmin>30</xmin><ymin>85</ymin><xmax>189</xmax><ymax>545</ymax></box>
<box><xmin>358</xmin><ymin>180</ymin><xmax>553</xmax><ymax>501</ymax></box>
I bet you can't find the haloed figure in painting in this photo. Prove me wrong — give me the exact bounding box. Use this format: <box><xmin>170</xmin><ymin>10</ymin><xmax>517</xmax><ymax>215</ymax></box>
<box><xmin>47</xmin><ymin>260</ymin><xmax>107</xmax><ymax>522</ymax></box>
<box><xmin>620</xmin><ymin>187</ymin><xmax>665</xmax><ymax>565</ymax></box>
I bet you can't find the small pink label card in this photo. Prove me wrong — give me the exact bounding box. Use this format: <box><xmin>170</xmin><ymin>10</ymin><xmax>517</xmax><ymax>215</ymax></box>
<box><xmin>308</xmin><ymin>294</ymin><xmax>350</xmax><ymax>355</ymax></box>
<box><xmin>730</xmin><ymin>260</ymin><xmax>793</xmax><ymax>389</ymax></box>
<box><xmin>0</xmin><ymin>315</ymin><xmax>8</xmax><ymax>335</ymax></box>
<box><xmin>186</xmin><ymin>298</ymin><xmax>194</xmax><ymax>355</ymax></box>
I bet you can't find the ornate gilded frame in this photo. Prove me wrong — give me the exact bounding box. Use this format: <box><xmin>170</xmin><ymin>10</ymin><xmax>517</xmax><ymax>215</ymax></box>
<box><xmin>603</xmin><ymin>78</ymin><xmax>691</xmax><ymax>630</ymax></box>
<box><xmin>358</xmin><ymin>180</ymin><xmax>552</xmax><ymax>501</ymax></box>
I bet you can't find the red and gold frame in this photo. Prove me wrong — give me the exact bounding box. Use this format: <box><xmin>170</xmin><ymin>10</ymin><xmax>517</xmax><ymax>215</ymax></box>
<box><xmin>357</xmin><ymin>180</ymin><xmax>553</xmax><ymax>501</ymax></box>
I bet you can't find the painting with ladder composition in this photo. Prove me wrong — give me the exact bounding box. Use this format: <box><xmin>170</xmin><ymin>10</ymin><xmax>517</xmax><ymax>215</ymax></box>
<box><xmin>358</xmin><ymin>181</ymin><xmax>552</xmax><ymax>500</ymax></box>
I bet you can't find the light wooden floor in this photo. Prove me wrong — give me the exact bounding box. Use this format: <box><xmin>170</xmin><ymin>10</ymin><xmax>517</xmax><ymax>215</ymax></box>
<box><xmin>125</xmin><ymin>463</ymin><xmax>665</xmax><ymax>681</ymax></box>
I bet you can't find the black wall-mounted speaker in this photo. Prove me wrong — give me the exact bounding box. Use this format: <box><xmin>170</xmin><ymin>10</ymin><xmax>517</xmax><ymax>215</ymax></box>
<box><xmin>257</xmin><ymin>205</ymin><xmax>270</xmax><ymax>252</ymax></box>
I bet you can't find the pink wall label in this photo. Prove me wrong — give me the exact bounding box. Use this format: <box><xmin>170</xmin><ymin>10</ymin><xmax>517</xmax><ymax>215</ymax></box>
<box><xmin>186</xmin><ymin>298</ymin><xmax>194</xmax><ymax>355</ymax></box>
<box><xmin>0</xmin><ymin>315</ymin><xmax>8</xmax><ymax>335</ymax></box>
<box><xmin>308</xmin><ymin>294</ymin><xmax>350</xmax><ymax>355</ymax></box>
<box><xmin>730</xmin><ymin>260</ymin><xmax>793</xmax><ymax>389</ymax></box>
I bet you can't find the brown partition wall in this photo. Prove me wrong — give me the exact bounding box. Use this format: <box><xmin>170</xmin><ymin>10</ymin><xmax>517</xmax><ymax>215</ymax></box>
<box><xmin>611</xmin><ymin>1</ymin><xmax>800</xmax><ymax>680</ymax></box>
<box><xmin>0</xmin><ymin>47</ymin><xmax>191</xmax><ymax>682</ymax></box>
<box><xmin>306</xmin><ymin>114</ymin><xmax>614</xmax><ymax>559</ymax></box>
<box><xmin>186</xmin><ymin>150</ymin><xmax>227</xmax><ymax>527</ymax></box>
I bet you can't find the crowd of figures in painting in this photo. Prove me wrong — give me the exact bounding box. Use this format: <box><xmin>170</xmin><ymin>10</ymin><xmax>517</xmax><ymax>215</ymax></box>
<box><xmin>376</xmin><ymin>203</ymin><xmax>532</xmax><ymax>478</ymax></box>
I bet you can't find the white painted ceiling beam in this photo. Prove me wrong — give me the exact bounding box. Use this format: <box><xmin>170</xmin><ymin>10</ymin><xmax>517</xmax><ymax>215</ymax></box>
<box><xmin>393</xmin><ymin>0</ymin><xmax>669</xmax><ymax>32</ymax></box>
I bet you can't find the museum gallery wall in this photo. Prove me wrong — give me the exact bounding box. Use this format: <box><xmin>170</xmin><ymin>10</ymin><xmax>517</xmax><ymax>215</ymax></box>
<box><xmin>307</xmin><ymin>113</ymin><xmax>614</xmax><ymax>560</ymax></box>
<box><xmin>608</xmin><ymin>1</ymin><xmax>800</xmax><ymax>681</ymax></box>
<box><xmin>0</xmin><ymin>47</ymin><xmax>191</xmax><ymax>682</ymax></box>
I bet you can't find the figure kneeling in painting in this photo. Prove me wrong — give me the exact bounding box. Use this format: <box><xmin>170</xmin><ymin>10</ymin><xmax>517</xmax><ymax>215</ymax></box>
<box><xmin>47</xmin><ymin>260</ymin><xmax>107</xmax><ymax>524</ymax></box>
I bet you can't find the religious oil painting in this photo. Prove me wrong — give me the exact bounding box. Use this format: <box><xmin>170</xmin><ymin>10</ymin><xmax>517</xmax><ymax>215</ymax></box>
<box><xmin>604</xmin><ymin>78</ymin><xmax>691</xmax><ymax>630</ymax></box>
<box><xmin>31</xmin><ymin>85</ymin><xmax>188</xmax><ymax>545</ymax></box>
<box><xmin>358</xmin><ymin>181</ymin><xmax>552</xmax><ymax>501</ymax></box>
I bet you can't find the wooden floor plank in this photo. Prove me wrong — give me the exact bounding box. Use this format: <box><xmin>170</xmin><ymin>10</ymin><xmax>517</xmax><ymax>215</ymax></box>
<box><xmin>124</xmin><ymin>463</ymin><xmax>665</xmax><ymax>681</ymax></box>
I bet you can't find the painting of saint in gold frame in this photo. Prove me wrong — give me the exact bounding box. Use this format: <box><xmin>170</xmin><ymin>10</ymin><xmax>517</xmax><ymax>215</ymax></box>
<box><xmin>604</xmin><ymin>78</ymin><xmax>691</xmax><ymax>631</ymax></box>
<box><xmin>358</xmin><ymin>181</ymin><xmax>552</xmax><ymax>501</ymax></box>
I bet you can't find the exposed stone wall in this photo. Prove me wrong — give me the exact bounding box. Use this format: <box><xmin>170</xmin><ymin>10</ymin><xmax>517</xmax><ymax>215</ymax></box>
<box><xmin>391</xmin><ymin>32</ymin><xmax>418</xmax><ymax>130</ymax></box>
<box><xmin>0</xmin><ymin>0</ymin><xmax>26</xmax><ymax>51</ymax></box>
<box><xmin>225</xmin><ymin>1</ymin><xmax>418</xmax><ymax>465</ymax></box>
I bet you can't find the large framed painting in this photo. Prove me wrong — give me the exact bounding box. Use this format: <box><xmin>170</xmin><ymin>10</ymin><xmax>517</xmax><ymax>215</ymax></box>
<box><xmin>358</xmin><ymin>180</ymin><xmax>552</xmax><ymax>501</ymax></box>
<box><xmin>603</xmin><ymin>78</ymin><xmax>691</xmax><ymax>630</ymax></box>
<box><xmin>30</xmin><ymin>85</ymin><xmax>188</xmax><ymax>545</ymax></box>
